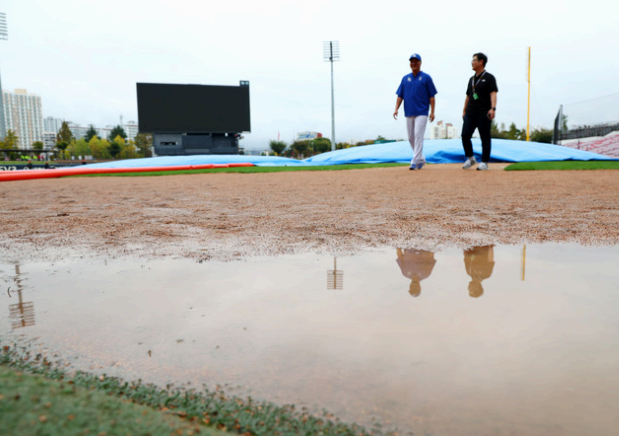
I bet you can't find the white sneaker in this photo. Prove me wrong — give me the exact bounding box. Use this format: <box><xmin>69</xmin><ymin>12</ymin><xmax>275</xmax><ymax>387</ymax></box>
<box><xmin>476</xmin><ymin>162</ymin><xmax>489</xmax><ymax>171</ymax></box>
<box><xmin>462</xmin><ymin>156</ymin><xmax>477</xmax><ymax>169</ymax></box>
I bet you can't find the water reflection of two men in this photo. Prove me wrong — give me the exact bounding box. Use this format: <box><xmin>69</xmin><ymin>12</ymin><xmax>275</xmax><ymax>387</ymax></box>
<box><xmin>463</xmin><ymin>245</ymin><xmax>495</xmax><ymax>298</ymax></box>
<box><xmin>396</xmin><ymin>245</ymin><xmax>495</xmax><ymax>297</ymax></box>
<box><xmin>396</xmin><ymin>248</ymin><xmax>436</xmax><ymax>297</ymax></box>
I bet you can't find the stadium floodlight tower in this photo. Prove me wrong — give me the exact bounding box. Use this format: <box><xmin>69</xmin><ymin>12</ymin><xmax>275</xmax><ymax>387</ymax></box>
<box><xmin>323</xmin><ymin>41</ymin><xmax>339</xmax><ymax>151</ymax></box>
<box><xmin>0</xmin><ymin>13</ymin><xmax>8</xmax><ymax>139</ymax></box>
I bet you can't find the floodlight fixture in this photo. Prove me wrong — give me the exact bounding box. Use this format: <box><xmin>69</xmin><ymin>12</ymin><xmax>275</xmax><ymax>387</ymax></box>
<box><xmin>323</xmin><ymin>41</ymin><xmax>340</xmax><ymax>151</ymax></box>
<box><xmin>323</xmin><ymin>40</ymin><xmax>340</xmax><ymax>62</ymax></box>
<box><xmin>0</xmin><ymin>13</ymin><xmax>7</xmax><ymax>40</ymax></box>
<box><xmin>327</xmin><ymin>257</ymin><xmax>344</xmax><ymax>290</ymax></box>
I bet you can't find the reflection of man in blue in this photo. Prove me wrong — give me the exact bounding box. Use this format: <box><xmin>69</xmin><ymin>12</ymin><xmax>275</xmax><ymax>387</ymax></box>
<box><xmin>463</xmin><ymin>245</ymin><xmax>495</xmax><ymax>298</ymax></box>
<box><xmin>396</xmin><ymin>248</ymin><xmax>436</xmax><ymax>297</ymax></box>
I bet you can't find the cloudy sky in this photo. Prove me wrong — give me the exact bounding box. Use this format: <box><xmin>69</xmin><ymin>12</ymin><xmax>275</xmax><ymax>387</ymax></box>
<box><xmin>1</xmin><ymin>0</ymin><xmax>617</xmax><ymax>149</ymax></box>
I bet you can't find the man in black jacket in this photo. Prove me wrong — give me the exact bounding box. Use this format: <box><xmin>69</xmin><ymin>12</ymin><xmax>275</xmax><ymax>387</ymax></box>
<box><xmin>461</xmin><ymin>53</ymin><xmax>498</xmax><ymax>171</ymax></box>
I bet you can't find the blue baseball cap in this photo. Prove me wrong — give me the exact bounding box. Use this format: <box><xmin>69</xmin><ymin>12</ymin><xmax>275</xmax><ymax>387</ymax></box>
<box><xmin>409</xmin><ymin>53</ymin><xmax>422</xmax><ymax>61</ymax></box>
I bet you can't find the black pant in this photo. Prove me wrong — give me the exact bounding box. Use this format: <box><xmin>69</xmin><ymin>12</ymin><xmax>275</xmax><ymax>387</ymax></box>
<box><xmin>461</xmin><ymin>112</ymin><xmax>492</xmax><ymax>163</ymax></box>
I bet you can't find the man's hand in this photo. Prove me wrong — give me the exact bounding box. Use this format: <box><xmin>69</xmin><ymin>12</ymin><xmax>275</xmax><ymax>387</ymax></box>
<box><xmin>393</xmin><ymin>110</ymin><xmax>398</xmax><ymax>120</ymax></box>
<box><xmin>487</xmin><ymin>108</ymin><xmax>496</xmax><ymax>120</ymax></box>
<box><xmin>429</xmin><ymin>113</ymin><xmax>435</xmax><ymax>122</ymax></box>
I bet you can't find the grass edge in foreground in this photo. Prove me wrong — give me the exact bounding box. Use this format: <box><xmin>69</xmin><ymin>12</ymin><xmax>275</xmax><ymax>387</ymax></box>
<box><xmin>1</xmin><ymin>344</ymin><xmax>396</xmax><ymax>436</ymax></box>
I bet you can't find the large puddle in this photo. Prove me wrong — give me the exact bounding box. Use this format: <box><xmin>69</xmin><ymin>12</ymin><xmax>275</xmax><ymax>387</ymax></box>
<box><xmin>1</xmin><ymin>244</ymin><xmax>618</xmax><ymax>436</ymax></box>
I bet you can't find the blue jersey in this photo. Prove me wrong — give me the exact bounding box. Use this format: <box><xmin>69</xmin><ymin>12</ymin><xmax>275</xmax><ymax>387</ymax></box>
<box><xmin>396</xmin><ymin>71</ymin><xmax>437</xmax><ymax>117</ymax></box>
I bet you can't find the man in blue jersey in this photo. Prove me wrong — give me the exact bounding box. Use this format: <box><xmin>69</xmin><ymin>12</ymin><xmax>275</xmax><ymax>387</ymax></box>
<box><xmin>394</xmin><ymin>53</ymin><xmax>437</xmax><ymax>170</ymax></box>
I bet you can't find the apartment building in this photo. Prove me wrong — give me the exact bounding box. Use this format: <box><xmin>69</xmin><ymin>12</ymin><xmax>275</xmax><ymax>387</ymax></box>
<box><xmin>2</xmin><ymin>88</ymin><xmax>44</xmax><ymax>147</ymax></box>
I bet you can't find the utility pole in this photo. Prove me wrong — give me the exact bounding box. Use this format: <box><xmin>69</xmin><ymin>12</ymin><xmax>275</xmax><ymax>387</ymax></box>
<box><xmin>323</xmin><ymin>41</ymin><xmax>340</xmax><ymax>151</ymax></box>
<box><xmin>526</xmin><ymin>46</ymin><xmax>531</xmax><ymax>141</ymax></box>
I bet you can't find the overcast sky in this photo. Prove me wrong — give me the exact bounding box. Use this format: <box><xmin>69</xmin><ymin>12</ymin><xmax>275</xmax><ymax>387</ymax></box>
<box><xmin>1</xmin><ymin>0</ymin><xmax>617</xmax><ymax>149</ymax></box>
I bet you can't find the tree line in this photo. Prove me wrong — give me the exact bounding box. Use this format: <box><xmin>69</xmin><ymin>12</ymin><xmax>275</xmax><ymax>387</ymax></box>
<box><xmin>0</xmin><ymin>121</ymin><xmax>153</xmax><ymax>160</ymax></box>
<box><xmin>268</xmin><ymin>136</ymin><xmax>395</xmax><ymax>158</ymax></box>
<box><xmin>490</xmin><ymin>122</ymin><xmax>553</xmax><ymax>143</ymax></box>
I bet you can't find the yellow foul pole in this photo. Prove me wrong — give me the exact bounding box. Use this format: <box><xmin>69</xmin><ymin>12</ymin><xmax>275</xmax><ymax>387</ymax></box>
<box><xmin>526</xmin><ymin>46</ymin><xmax>531</xmax><ymax>141</ymax></box>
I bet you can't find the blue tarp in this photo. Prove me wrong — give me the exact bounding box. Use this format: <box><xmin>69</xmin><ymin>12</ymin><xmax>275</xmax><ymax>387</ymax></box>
<box><xmin>303</xmin><ymin>138</ymin><xmax>617</xmax><ymax>165</ymax></box>
<box><xmin>85</xmin><ymin>138</ymin><xmax>615</xmax><ymax>169</ymax></box>
<box><xmin>83</xmin><ymin>154</ymin><xmax>310</xmax><ymax>169</ymax></box>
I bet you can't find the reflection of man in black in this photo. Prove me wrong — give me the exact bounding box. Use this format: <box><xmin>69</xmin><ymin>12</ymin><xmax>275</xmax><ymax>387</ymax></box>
<box><xmin>464</xmin><ymin>245</ymin><xmax>495</xmax><ymax>298</ymax></box>
<box><xmin>396</xmin><ymin>248</ymin><xmax>436</xmax><ymax>297</ymax></box>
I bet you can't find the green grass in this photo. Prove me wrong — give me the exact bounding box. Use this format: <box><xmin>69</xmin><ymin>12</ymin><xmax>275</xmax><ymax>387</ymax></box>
<box><xmin>1</xmin><ymin>344</ymin><xmax>394</xmax><ymax>436</ymax></box>
<box><xmin>0</xmin><ymin>366</ymin><xmax>226</xmax><ymax>436</ymax></box>
<box><xmin>504</xmin><ymin>161</ymin><xmax>619</xmax><ymax>171</ymax></box>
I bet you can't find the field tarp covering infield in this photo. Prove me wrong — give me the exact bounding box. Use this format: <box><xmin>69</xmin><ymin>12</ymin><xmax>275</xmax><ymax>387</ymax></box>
<box><xmin>1</xmin><ymin>138</ymin><xmax>615</xmax><ymax>182</ymax></box>
<box><xmin>303</xmin><ymin>138</ymin><xmax>617</xmax><ymax>165</ymax></box>
<box><xmin>85</xmin><ymin>138</ymin><xmax>616</xmax><ymax>169</ymax></box>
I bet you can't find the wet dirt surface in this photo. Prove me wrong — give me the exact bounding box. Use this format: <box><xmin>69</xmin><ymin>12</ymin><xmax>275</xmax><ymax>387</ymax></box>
<box><xmin>1</xmin><ymin>164</ymin><xmax>619</xmax><ymax>435</ymax></box>
<box><xmin>1</xmin><ymin>164</ymin><xmax>618</xmax><ymax>262</ymax></box>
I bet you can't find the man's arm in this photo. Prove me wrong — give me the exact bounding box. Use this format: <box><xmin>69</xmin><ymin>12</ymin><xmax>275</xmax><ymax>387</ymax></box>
<box><xmin>429</xmin><ymin>97</ymin><xmax>435</xmax><ymax>122</ymax></box>
<box><xmin>393</xmin><ymin>97</ymin><xmax>403</xmax><ymax>120</ymax></box>
<box><xmin>487</xmin><ymin>91</ymin><xmax>497</xmax><ymax>120</ymax></box>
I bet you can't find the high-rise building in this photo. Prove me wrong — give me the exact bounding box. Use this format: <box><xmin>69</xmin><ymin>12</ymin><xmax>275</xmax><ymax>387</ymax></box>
<box><xmin>43</xmin><ymin>116</ymin><xmax>63</xmax><ymax>134</ymax></box>
<box><xmin>67</xmin><ymin>122</ymin><xmax>89</xmax><ymax>140</ymax></box>
<box><xmin>0</xmin><ymin>71</ymin><xmax>5</xmax><ymax>140</ymax></box>
<box><xmin>0</xmin><ymin>12</ymin><xmax>8</xmax><ymax>139</ymax></box>
<box><xmin>41</xmin><ymin>118</ymin><xmax>140</xmax><ymax>145</ymax></box>
<box><xmin>124</xmin><ymin>121</ymin><xmax>139</xmax><ymax>141</ymax></box>
<box><xmin>2</xmin><ymin>88</ymin><xmax>44</xmax><ymax>148</ymax></box>
<box><xmin>431</xmin><ymin>121</ymin><xmax>455</xmax><ymax>140</ymax></box>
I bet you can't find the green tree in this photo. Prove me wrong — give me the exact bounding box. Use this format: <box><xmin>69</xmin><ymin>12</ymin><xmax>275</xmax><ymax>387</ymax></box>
<box><xmin>134</xmin><ymin>133</ymin><xmax>153</xmax><ymax>157</ymax></box>
<box><xmin>119</xmin><ymin>140</ymin><xmax>138</xmax><ymax>159</ymax></box>
<box><xmin>55</xmin><ymin>141</ymin><xmax>70</xmax><ymax>157</ymax></box>
<box><xmin>269</xmin><ymin>140</ymin><xmax>287</xmax><ymax>156</ymax></box>
<box><xmin>530</xmin><ymin>128</ymin><xmax>553</xmax><ymax>143</ymax></box>
<box><xmin>505</xmin><ymin>123</ymin><xmax>525</xmax><ymax>140</ymax></box>
<box><xmin>56</xmin><ymin>121</ymin><xmax>74</xmax><ymax>144</ymax></box>
<box><xmin>490</xmin><ymin>121</ymin><xmax>507</xmax><ymax>139</ymax></box>
<box><xmin>2</xmin><ymin>130</ymin><xmax>19</xmax><ymax>149</ymax></box>
<box><xmin>562</xmin><ymin>114</ymin><xmax>569</xmax><ymax>132</ymax></box>
<box><xmin>310</xmin><ymin>138</ymin><xmax>332</xmax><ymax>154</ymax></box>
<box><xmin>32</xmin><ymin>141</ymin><xmax>44</xmax><ymax>151</ymax></box>
<box><xmin>88</xmin><ymin>136</ymin><xmax>101</xmax><ymax>159</ymax></box>
<box><xmin>85</xmin><ymin>125</ymin><xmax>98</xmax><ymax>142</ymax></box>
<box><xmin>108</xmin><ymin>125</ymin><xmax>127</xmax><ymax>141</ymax></box>
<box><xmin>108</xmin><ymin>135</ymin><xmax>123</xmax><ymax>158</ymax></box>
<box><xmin>70</xmin><ymin>138</ymin><xmax>91</xmax><ymax>157</ymax></box>
<box><xmin>289</xmin><ymin>140</ymin><xmax>310</xmax><ymax>158</ymax></box>
<box><xmin>89</xmin><ymin>137</ymin><xmax>111</xmax><ymax>160</ymax></box>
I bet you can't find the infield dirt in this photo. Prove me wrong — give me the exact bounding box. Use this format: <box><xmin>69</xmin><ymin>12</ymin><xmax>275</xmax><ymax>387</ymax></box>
<box><xmin>1</xmin><ymin>164</ymin><xmax>618</xmax><ymax>262</ymax></box>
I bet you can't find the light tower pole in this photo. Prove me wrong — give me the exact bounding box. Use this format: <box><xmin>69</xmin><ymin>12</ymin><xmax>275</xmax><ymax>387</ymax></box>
<box><xmin>323</xmin><ymin>41</ymin><xmax>339</xmax><ymax>151</ymax></box>
<box><xmin>0</xmin><ymin>13</ymin><xmax>8</xmax><ymax>139</ymax></box>
<box><xmin>526</xmin><ymin>46</ymin><xmax>531</xmax><ymax>141</ymax></box>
